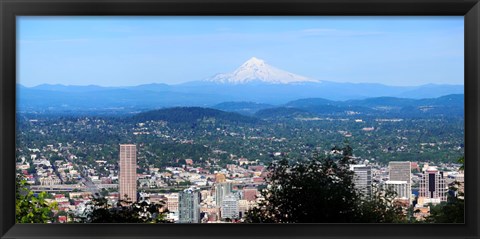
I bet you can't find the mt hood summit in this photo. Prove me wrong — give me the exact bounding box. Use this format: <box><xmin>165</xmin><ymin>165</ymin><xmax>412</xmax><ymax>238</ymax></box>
<box><xmin>207</xmin><ymin>57</ymin><xmax>320</xmax><ymax>84</ymax></box>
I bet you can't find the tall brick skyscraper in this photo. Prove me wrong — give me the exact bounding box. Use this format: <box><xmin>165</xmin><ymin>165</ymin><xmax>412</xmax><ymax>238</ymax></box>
<box><xmin>119</xmin><ymin>144</ymin><xmax>137</xmax><ymax>203</ymax></box>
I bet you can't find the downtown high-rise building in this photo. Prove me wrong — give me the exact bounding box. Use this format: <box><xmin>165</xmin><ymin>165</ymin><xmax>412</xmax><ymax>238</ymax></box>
<box><xmin>221</xmin><ymin>194</ymin><xmax>239</xmax><ymax>219</ymax></box>
<box><xmin>166</xmin><ymin>193</ymin><xmax>179</xmax><ymax>213</ymax></box>
<box><xmin>350</xmin><ymin>165</ymin><xmax>372</xmax><ymax>198</ymax></box>
<box><xmin>384</xmin><ymin>180</ymin><xmax>409</xmax><ymax>199</ymax></box>
<box><xmin>119</xmin><ymin>144</ymin><xmax>137</xmax><ymax>203</ymax></box>
<box><xmin>419</xmin><ymin>167</ymin><xmax>447</xmax><ymax>202</ymax></box>
<box><xmin>389</xmin><ymin>161</ymin><xmax>411</xmax><ymax>202</ymax></box>
<box><xmin>178</xmin><ymin>188</ymin><xmax>201</xmax><ymax>223</ymax></box>
<box><xmin>215</xmin><ymin>182</ymin><xmax>233</xmax><ymax>207</ymax></box>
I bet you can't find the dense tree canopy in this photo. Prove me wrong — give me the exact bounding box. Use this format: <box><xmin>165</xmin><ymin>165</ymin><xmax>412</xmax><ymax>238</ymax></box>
<box><xmin>355</xmin><ymin>185</ymin><xmax>406</xmax><ymax>223</ymax></box>
<box><xmin>244</xmin><ymin>146</ymin><xmax>406</xmax><ymax>223</ymax></box>
<box><xmin>16</xmin><ymin>175</ymin><xmax>58</xmax><ymax>223</ymax></box>
<box><xmin>73</xmin><ymin>194</ymin><xmax>171</xmax><ymax>223</ymax></box>
<box><xmin>424</xmin><ymin>194</ymin><xmax>464</xmax><ymax>223</ymax></box>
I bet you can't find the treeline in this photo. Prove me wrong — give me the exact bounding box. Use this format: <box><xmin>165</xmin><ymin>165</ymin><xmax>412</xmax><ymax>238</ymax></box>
<box><xmin>132</xmin><ymin>107</ymin><xmax>262</xmax><ymax>125</ymax></box>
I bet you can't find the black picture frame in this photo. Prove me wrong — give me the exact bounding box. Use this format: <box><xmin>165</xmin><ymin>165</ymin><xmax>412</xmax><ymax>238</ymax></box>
<box><xmin>1</xmin><ymin>0</ymin><xmax>479</xmax><ymax>238</ymax></box>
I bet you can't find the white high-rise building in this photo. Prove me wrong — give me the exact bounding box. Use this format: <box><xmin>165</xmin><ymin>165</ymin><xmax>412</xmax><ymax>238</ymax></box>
<box><xmin>215</xmin><ymin>182</ymin><xmax>232</xmax><ymax>207</ymax></box>
<box><xmin>221</xmin><ymin>194</ymin><xmax>239</xmax><ymax>219</ymax></box>
<box><xmin>384</xmin><ymin>180</ymin><xmax>409</xmax><ymax>199</ymax></box>
<box><xmin>178</xmin><ymin>188</ymin><xmax>201</xmax><ymax>223</ymax></box>
<box><xmin>350</xmin><ymin>165</ymin><xmax>372</xmax><ymax>198</ymax></box>
<box><xmin>166</xmin><ymin>193</ymin><xmax>179</xmax><ymax>213</ymax></box>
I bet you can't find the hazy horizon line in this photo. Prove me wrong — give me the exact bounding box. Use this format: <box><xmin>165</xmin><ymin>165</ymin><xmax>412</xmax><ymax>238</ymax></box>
<box><xmin>16</xmin><ymin>80</ymin><xmax>466</xmax><ymax>89</ymax></box>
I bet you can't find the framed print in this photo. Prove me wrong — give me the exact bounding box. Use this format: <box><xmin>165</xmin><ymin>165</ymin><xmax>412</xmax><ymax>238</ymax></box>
<box><xmin>1</xmin><ymin>0</ymin><xmax>479</xmax><ymax>239</ymax></box>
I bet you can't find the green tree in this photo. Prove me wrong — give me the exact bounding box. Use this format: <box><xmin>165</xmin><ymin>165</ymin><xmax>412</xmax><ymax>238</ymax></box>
<box><xmin>244</xmin><ymin>146</ymin><xmax>405</xmax><ymax>223</ymax></box>
<box><xmin>73</xmin><ymin>193</ymin><xmax>171</xmax><ymax>223</ymax></box>
<box><xmin>356</xmin><ymin>185</ymin><xmax>406</xmax><ymax>223</ymax></box>
<box><xmin>16</xmin><ymin>175</ymin><xmax>58</xmax><ymax>223</ymax></box>
<box><xmin>424</xmin><ymin>182</ymin><xmax>464</xmax><ymax>223</ymax></box>
<box><xmin>458</xmin><ymin>156</ymin><xmax>464</xmax><ymax>171</ymax></box>
<box><xmin>99</xmin><ymin>188</ymin><xmax>109</xmax><ymax>197</ymax></box>
<box><xmin>424</xmin><ymin>197</ymin><xmax>464</xmax><ymax>223</ymax></box>
<box><xmin>245</xmin><ymin>146</ymin><xmax>357</xmax><ymax>223</ymax></box>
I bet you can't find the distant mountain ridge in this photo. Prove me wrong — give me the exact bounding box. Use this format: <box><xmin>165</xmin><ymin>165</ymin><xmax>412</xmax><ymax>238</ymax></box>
<box><xmin>130</xmin><ymin>94</ymin><xmax>464</xmax><ymax>124</ymax></box>
<box><xmin>17</xmin><ymin>57</ymin><xmax>463</xmax><ymax>111</ymax></box>
<box><xmin>17</xmin><ymin>82</ymin><xmax>464</xmax><ymax>113</ymax></box>
<box><xmin>252</xmin><ymin>94</ymin><xmax>464</xmax><ymax>119</ymax></box>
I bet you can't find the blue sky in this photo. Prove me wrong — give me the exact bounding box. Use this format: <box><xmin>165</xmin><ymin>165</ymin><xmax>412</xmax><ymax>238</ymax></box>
<box><xmin>17</xmin><ymin>16</ymin><xmax>464</xmax><ymax>87</ymax></box>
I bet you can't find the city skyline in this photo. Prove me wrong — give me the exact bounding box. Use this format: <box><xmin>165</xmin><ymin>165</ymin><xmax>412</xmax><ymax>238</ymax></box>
<box><xmin>17</xmin><ymin>16</ymin><xmax>463</xmax><ymax>87</ymax></box>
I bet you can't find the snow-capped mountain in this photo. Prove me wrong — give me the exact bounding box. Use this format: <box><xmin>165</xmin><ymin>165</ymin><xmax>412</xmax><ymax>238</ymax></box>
<box><xmin>18</xmin><ymin>56</ymin><xmax>464</xmax><ymax>111</ymax></box>
<box><xmin>207</xmin><ymin>57</ymin><xmax>320</xmax><ymax>84</ymax></box>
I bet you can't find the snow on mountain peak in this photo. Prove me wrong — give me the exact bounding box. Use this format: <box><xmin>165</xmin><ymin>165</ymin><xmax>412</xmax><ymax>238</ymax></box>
<box><xmin>207</xmin><ymin>57</ymin><xmax>320</xmax><ymax>84</ymax></box>
<box><xmin>242</xmin><ymin>57</ymin><xmax>266</xmax><ymax>67</ymax></box>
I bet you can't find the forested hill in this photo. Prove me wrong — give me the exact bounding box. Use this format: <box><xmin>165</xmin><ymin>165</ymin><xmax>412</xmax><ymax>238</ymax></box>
<box><xmin>213</xmin><ymin>101</ymin><xmax>273</xmax><ymax>115</ymax></box>
<box><xmin>254</xmin><ymin>107</ymin><xmax>313</xmax><ymax>119</ymax></box>
<box><xmin>131</xmin><ymin>107</ymin><xmax>262</xmax><ymax>125</ymax></box>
